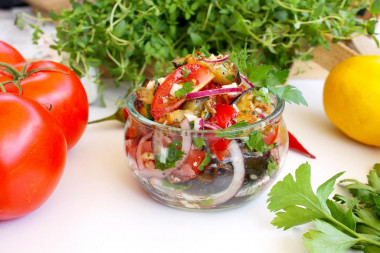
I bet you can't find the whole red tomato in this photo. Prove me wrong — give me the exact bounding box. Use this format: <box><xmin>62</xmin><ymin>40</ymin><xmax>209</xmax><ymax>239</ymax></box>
<box><xmin>0</xmin><ymin>41</ymin><xmax>25</xmax><ymax>65</ymax></box>
<box><xmin>0</xmin><ymin>93</ymin><xmax>67</xmax><ymax>220</ymax></box>
<box><xmin>1</xmin><ymin>61</ymin><xmax>89</xmax><ymax>149</ymax></box>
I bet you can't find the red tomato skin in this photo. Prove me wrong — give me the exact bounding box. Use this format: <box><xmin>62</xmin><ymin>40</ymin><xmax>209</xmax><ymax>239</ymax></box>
<box><xmin>151</xmin><ymin>64</ymin><xmax>214</xmax><ymax>120</ymax></box>
<box><xmin>0</xmin><ymin>93</ymin><xmax>67</xmax><ymax>220</ymax></box>
<box><xmin>209</xmin><ymin>104</ymin><xmax>238</xmax><ymax>129</ymax></box>
<box><xmin>2</xmin><ymin>61</ymin><xmax>89</xmax><ymax>150</ymax></box>
<box><xmin>0</xmin><ymin>41</ymin><xmax>25</xmax><ymax>65</ymax></box>
<box><xmin>187</xmin><ymin>149</ymin><xmax>207</xmax><ymax>175</ymax></box>
<box><xmin>208</xmin><ymin>138</ymin><xmax>231</xmax><ymax>161</ymax></box>
<box><xmin>263</xmin><ymin>126</ymin><xmax>279</xmax><ymax>145</ymax></box>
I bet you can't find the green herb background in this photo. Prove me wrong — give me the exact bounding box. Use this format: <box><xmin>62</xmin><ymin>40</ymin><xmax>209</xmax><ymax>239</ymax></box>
<box><xmin>25</xmin><ymin>0</ymin><xmax>379</xmax><ymax>87</ymax></box>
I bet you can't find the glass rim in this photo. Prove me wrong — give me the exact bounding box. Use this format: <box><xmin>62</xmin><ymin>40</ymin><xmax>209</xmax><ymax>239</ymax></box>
<box><xmin>125</xmin><ymin>91</ymin><xmax>285</xmax><ymax>134</ymax></box>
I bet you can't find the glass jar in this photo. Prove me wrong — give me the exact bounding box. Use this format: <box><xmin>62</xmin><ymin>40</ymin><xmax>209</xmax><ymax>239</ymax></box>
<box><xmin>124</xmin><ymin>92</ymin><xmax>288</xmax><ymax>210</ymax></box>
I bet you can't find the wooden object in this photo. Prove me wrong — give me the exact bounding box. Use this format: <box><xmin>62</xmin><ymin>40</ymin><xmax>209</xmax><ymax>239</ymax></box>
<box><xmin>25</xmin><ymin>0</ymin><xmax>71</xmax><ymax>16</ymax></box>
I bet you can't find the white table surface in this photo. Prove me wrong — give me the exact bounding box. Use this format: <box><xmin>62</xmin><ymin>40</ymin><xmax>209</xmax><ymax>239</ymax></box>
<box><xmin>1</xmin><ymin>7</ymin><xmax>380</xmax><ymax>253</ymax></box>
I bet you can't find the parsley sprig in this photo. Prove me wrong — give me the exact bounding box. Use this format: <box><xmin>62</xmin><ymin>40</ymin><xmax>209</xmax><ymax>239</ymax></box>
<box><xmin>215</xmin><ymin>121</ymin><xmax>249</xmax><ymax>138</ymax></box>
<box><xmin>155</xmin><ymin>140</ymin><xmax>184</xmax><ymax>171</ymax></box>
<box><xmin>268</xmin><ymin>163</ymin><xmax>380</xmax><ymax>253</ymax></box>
<box><xmin>174</xmin><ymin>82</ymin><xmax>194</xmax><ymax>99</ymax></box>
<box><xmin>230</xmin><ymin>49</ymin><xmax>307</xmax><ymax>105</ymax></box>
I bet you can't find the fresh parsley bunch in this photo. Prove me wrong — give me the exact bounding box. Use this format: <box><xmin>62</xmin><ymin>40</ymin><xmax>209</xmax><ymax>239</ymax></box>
<box><xmin>23</xmin><ymin>0</ymin><xmax>379</xmax><ymax>88</ymax></box>
<box><xmin>267</xmin><ymin>163</ymin><xmax>380</xmax><ymax>253</ymax></box>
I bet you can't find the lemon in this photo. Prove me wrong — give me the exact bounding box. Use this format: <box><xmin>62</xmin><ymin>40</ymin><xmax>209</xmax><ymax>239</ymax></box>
<box><xmin>323</xmin><ymin>55</ymin><xmax>380</xmax><ymax>147</ymax></box>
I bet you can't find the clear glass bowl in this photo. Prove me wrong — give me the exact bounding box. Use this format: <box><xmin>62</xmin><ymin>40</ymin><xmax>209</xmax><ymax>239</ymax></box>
<box><xmin>124</xmin><ymin>92</ymin><xmax>288</xmax><ymax>210</ymax></box>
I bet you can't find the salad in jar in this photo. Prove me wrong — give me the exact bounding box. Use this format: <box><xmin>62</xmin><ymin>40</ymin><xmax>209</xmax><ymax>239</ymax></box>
<box><xmin>124</xmin><ymin>50</ymin><xmax>306</xmax><ymax>210</ymax></box>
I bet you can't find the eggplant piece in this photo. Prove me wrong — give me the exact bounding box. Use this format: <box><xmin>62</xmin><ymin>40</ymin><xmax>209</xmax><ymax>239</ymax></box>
<box><xmin>136</xmin><ymin>78</ymin><xmax>157</xmax><ymax>104</ymax></box>
<box><xmin>230</xmin><ymin>87</ymin><xmax>254</xmax><ymax>106</ymax></box>
<box><xmin>187</xmin><ymin>57</ymin><xmax>240</xmax><ymax>85</ymax></box>
<box><xmin>172</xmin><ymin>54</ymin><xmax>192</xmax><ymax>68</ymax></box>
<box><xmin>196</xmin><ymin>158</ymin><xmax>233</xmax><ymax>184</ymax></box>
<box><xmin>181</xmin><ymin>97</ymin><xmax>208</xmax><ymax>117</ymax></box>
<box><xmin>173</xmin><ymin>55</ymin><xmax>241</xmax><ymax>85</ymax></box>
<box><xmin>238</xmin><ymin>141</ymin><xmax>271</xmax><ymax>182</ymax></box>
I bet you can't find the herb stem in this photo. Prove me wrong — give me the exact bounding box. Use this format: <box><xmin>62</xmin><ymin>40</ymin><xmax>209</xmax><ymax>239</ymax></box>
<box><xmin>202</xmin><ymin>3</ymin><xmax>213</xmax><ymax>30</ymax></box>
<box><xmin>276</xmin><ymin>0</ymin><xmax>313</xmax><ymax>13</ymax></box>
<box><xmin>326</xmin><ymin>215</ymin><xmax>380</xmax><ymax>247</ymax></box>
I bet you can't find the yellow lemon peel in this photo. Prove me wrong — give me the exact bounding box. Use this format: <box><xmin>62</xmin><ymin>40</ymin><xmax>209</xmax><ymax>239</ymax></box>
<box><xmin>323</xmin><ymin>55</ymin><xmax>380</xmax><ymax>147</ymax></box>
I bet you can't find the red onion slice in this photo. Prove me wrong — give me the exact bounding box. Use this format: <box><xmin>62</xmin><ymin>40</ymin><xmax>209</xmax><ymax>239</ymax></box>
<box><xmin>136</xmin><ymin>132</ymin><xmax>153</xmax><ymax>171</ymax></box>
<box><xmin>185</xmin><ymin>87</ymin><xmax>243</xmax><ymax>100</ymax></box>
<box><xmin>149</xmin><ymin>140</ymin><xmax>245</xmax><ymax>208</ymax></box>
<box><xmin>193</xmin><ymin>118</ymin><xmax>204</xmax><ymax>130</ymax></box>
<box><xmin>210</xmin><ymin>140</ymin><xmax>245</xmax><ymax>206</ymax></box>
<box><xmin>204</xmin><ymin>121</ymin><xmax>222</xmax><ymax>130</ymax></box>
<box><xmin>174</xmin><ymin>118</ymin><xmax>192</xmax><ymax>168</ymax></box>
<box><xmin>203</xmin><ymin>53</ymin><xmax>230</xmax><ymax>63</ymax></box>
<box><xmin>138</xmin><ymin>167</ymin><xmax>175</xmax><ymax>179</ymax></box>
<box><xmin>240</xmin><ymin>73</ymin><xmax>254</xmax><ymax>88</ymax></box>
<box><xmin>136</xmin><ymin>132</ymin><xmax>176</xmax><ymax>178</ymax></box>
<box><xmin>151</xmin><ymin>118</ymin><xmax>192</xmax><ymax>171</ymax></box>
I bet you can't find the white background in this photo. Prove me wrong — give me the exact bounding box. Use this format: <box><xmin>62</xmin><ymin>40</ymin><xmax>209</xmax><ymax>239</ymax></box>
<box><xmin>1</xmin><ymin>6</ymin><xmax>379</xmax><ymax>253</ymax></box>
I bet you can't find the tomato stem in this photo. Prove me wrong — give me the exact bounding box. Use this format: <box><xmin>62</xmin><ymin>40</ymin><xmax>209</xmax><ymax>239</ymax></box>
<box><xmin>0</xmin><ymin>62</ymin><xmax>21</xmax><ymax>79</ymax></box>
<box><xmin>0</xmin><ymin>62</ymin><xmax>70</xmax><ymax>95</ymax></box>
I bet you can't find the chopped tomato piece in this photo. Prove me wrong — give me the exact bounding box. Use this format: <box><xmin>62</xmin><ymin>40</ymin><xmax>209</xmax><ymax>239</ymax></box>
<box><xmin>263</xmin><ymin>126</ymin><xmax>279</xmax><ymax>145</ymax></box>
<box><xmin>184</xmin><ymin>149</ymin><xmax>207</xmax><ymax>175</ymax></box>
<box><xmin>169</xmin><ymin>149</ymin><xmax>207</xmax><ymax>182</ymax></box>
<box><xmin>208</xmin><ymin>138</ymin><xmax>231</xmax><ymax>161</ymax></box>
<box><xmin>151</xmin><ymin>64</ymin><xmax>214</xmax><ymax>120</ymax></box>
<box><xmin>208</xmin><ymin>104</ymin><xmax>238</xmax><ymax>129</ymax></box>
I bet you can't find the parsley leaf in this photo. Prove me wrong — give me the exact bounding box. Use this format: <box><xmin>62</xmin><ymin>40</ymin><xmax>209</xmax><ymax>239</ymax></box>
<box><xmin>145</xmin><ymin>104</ymin><xmax>153</xmax><ymax>120</ymax></box>
<box><xmin>370</xmin><ymin>0</ymin><xmax>380</xmax><ymax>15</ymax></box>
<box><xmin>197</xmin><ymin>152</ymin><xmax>211</xmax><ymax>171</ymax></box>
<box><xmin>230</xmin><ymin>50</ymin><xmax>307</xmax><ymax>106</ymax></box>
<box><xmin>155</xmin><ymin>140</ymin><xmax>184</xmax><ymax>170</ymax></box>
<box><xmin>268</xmin><ymin>163</ymin><xmax>380</xmax><ymax>252</ymax></box>
<box><xmin>162</xmin><ymin>179</ymin><xmax>190</xmax><ymax>190</ymax></box>
<box><xmin>181</xmin><ymin>68</ymin><xmax>190</xmax><ymax>79</ymax></box>
<box><xmin>244</xmin><ymin>131</ymin><xmax>274</xmax><ymax>153</ymax></box>
<box><xmin>215</xmin><ymin>121</ymin><xmax>249</xmax><ymax>138</ymax></box>
<box><xmin>193</xmin><ymin>138</ymin><xmax>206</xmax><ymax>149</ymax></box>
<box><xmin>303</xmin><ymin>220</ymin><xmax>359</xmax><ymax>253</ymax></box>
<box><xmin>174</xmin><ymin>82</ymin><xmax>194</xmax><ymax>99</ymax></box>
<box><xmin>251</xmin><ymin>88</ymin><xmax>271</xmax><ymax>104</ymax></box>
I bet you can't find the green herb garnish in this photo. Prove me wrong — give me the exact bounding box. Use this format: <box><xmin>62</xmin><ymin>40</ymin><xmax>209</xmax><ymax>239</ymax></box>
<box><xmin>197</xmin><ymin>153</ymin><xmax>211</xmax><ymax>172</ymax></box>
<box><xmin>199</xmin><ymin>198</ymin><xmax>214</xmax><ymax>206</ymax></box>
<box><xmin>174</xmin><ymin>82</ymin><xmax>194</xmax><ymax>99</ymax></box>
<box><xmin>155</xmin><ymin>140</ymin><xmax>184</xmax><ymax>170</ymax></box>
<box><xmin>267</xmin><ymin>163</ymin><xmax>380</xmax><ymax>253</ymax></box>
<box><xmin>230</xmin><ymin>49</ymin><xmax>307</xmax><ymax>105</ymax></box>
<box><xmin>244</xmin><ymin>131</ymin><xmax>273</xmax><ymax>153</ymax></box>
<box><xmin>203</xmin><ymin>111</ymin><xmax>211</xmax><ymax>120</ymax></box>
<box><xmin>252</xmin><ymin>87</ymin><xmax>272</xmax><ymax>105</ymax></box>
<box><xmin>215</xmin><ymin>121</ymin><xmax>249</xmax><ymax>138</ymax></box>
<box><xmin>162</xmin><ymin>179</ymin><xmax>190</xmax><ymax>190</ymax></box>
<box><xmin>193</xmin><ymin>138</ymin><xmax>206</xmax><ymax>149</ymax></box>
<box><xmin>144</xmin><ymin>104</ymin><xmax>153</xmax><ymax>120</ymax></box>
<box><xmin>182</xmin><ymin>68</ymin><xmax>190</xmax><ymax>79</ymax></box>
<box><xmin>226</xmin><ymin>75</ymin><xmax>234</xmax><ymax>81</ymax></box>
